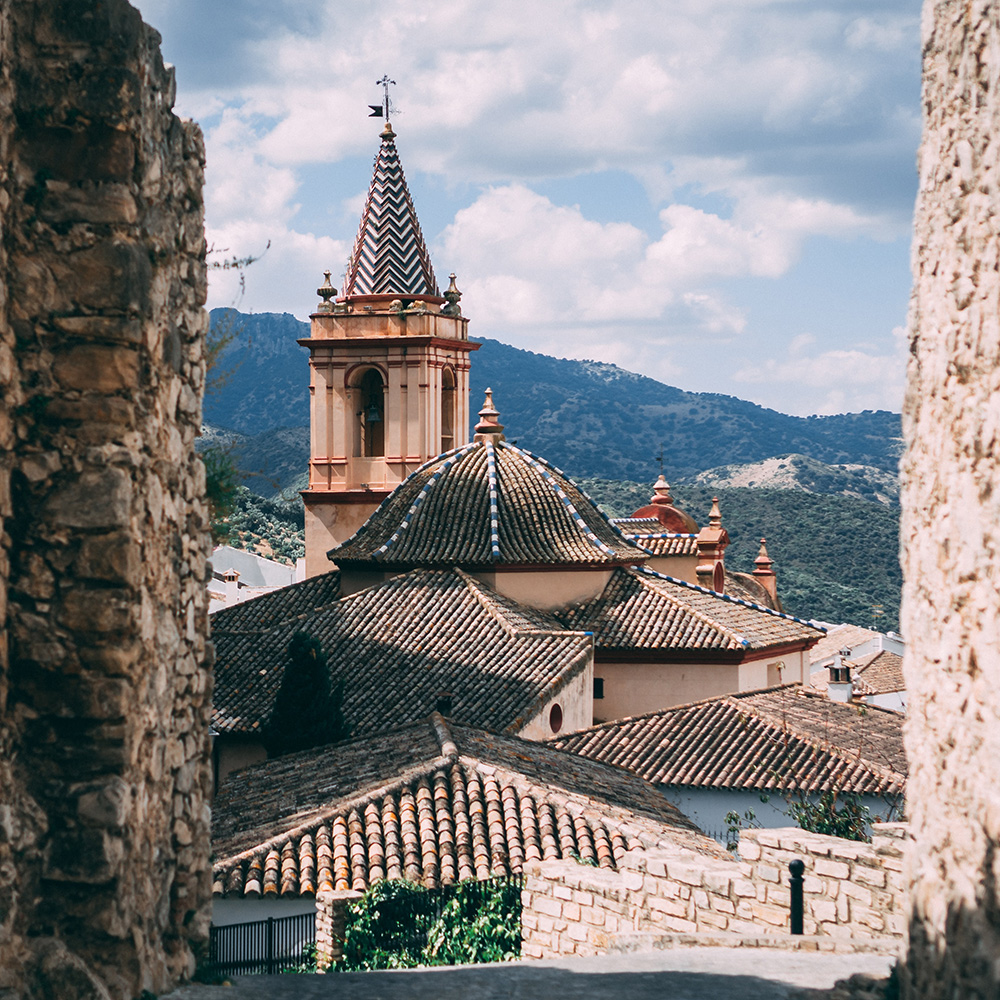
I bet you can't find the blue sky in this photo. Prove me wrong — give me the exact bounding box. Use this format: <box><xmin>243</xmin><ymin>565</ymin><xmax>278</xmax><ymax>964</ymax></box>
<box><xmin>135</xmin><ymin>0</ymin><xmax>920</xmax><ymax>416</ymax></box>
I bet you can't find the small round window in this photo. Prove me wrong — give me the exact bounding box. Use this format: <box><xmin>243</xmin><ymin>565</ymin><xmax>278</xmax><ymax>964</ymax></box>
<box><xmin>549</xmin><ymin>703</ymin><xmax>563</xmax><ymax>734</ymax></box>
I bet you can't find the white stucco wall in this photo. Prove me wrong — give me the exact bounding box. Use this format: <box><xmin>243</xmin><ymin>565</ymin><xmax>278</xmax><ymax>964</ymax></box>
<box><xmin>662</xmin><ymin>786</ymin><xmax>902</xmax><ymax>844</ymax></box>
<box><xmin>518</xmin><ymin>658</ymin><xmax>593</xmax><ymax>740</ymax></box>
<box><xmin>212</xmin><ymin>897</ymin><xmax>317</xmax><ymax>926</ymax></box>
<box><xmin>594</xmin><ymin>660</ymin><xmax>740</xmax><ymax>721</ymax></box>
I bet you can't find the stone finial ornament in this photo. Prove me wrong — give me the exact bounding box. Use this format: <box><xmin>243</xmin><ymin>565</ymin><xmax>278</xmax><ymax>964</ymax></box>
<box><xmin>754</xmin><ymin>538</ymin><xmax>775</xmax><ymax>575</ymax></box>
<box><xmin>317</xmin><ymin>270</ymin><xmax>337</xmax><ymax>312</ymax></box>
<box><xmin>708</xmin><ymin>497</ymin><xmax>722</xmax><ymax>529</ymax></box>
<box><xmin>442</xmin><ymin>273</ymin><xmax>463</xmax><ymax>316</ymax></box>
<box><xmin>473</xmin><ymin>388</ymin><xmax>506</xmax><ymax>442</ymax></box>
<box><xmin>651</xmin><ymin>475</ymin><xmax>674</xmax><ymax>505</ymax></box>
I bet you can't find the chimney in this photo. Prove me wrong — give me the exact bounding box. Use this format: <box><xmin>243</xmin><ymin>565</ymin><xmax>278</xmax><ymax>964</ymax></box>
<box><xmin>222</xmin><ymin>568</ymin><xmax>240</xmax><ymax>605</ymax></box>
<box><xmin>827</xmin><ymin>651</ymin><xmax>853</xmax><ymax>703</ymax></box>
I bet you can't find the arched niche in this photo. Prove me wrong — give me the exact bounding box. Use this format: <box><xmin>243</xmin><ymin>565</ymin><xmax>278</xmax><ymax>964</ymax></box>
<box><xmin>351</xmin><ymin>367</ymin><xmax>385</xmax><ymax>458</ymax></box>
<box><xmin>441</xmin><ymin>367</ymin><xmax>456</xmax><ymax>453</ymax></box>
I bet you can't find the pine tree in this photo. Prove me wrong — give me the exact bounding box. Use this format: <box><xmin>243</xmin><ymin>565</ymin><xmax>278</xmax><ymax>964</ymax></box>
<box><xmin>265</xmin><ymin>631</ymin><xmax>348</xmax><ymax>757</ymax></box>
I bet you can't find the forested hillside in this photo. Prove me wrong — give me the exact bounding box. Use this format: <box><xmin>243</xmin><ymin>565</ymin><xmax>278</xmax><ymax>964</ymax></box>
<box><xmin>203</xmin><ymin>310</ymin><xmax>902</xmax><ymax>483</ymax></box>
<box><xmin>581</xmin><ymin>479</ymin><xmax>901</xmax><ymax>630</ymax></box>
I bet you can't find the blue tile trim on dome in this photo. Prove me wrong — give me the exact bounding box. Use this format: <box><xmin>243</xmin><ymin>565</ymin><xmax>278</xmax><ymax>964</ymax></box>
<box><xmin>509</xmin><ymin>446</ymin><xmax>618</xmax><ymax>559</ymax></box>
<box><xmin>372</xmin><ymin>444</ymin><xmax>476</xmax><ymax>559</ymax></box>
<box><xmin>485</xmin><ymin>440</ymin><xmax>501</xmax><ymax>560</ymax></box>
<box><xmin>504</xmin><ymin>443</ymin><xmax>638</xmax><ymax>545</ymax></box>
<box><xmin>340</xmin><ymin>443</ymin><xmax>474</xmax><ymax>550</ymax></box>
<box><xmin>635</xmin><ymin>565</ymin><xmax>827</xmax><ymax>631</ymax></box>
<box><xmin>628</xmin><ymin>533</ymin><xmax>699</xmax><ymax>540</ymax></box>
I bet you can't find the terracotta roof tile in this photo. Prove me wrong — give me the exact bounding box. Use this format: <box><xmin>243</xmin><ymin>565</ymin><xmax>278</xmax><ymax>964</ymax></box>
<box><xmin>809</xmin><ymin>624</ymin><xmax>883</xmax><ymax>663</ymax></box>
<box><xmin>212</xmin><ymin>716</ymin><xmax>725</xmax><ymax>897</ymax></box>
<box><xmin>853</xmin><ymin>651</ymin><xmax>905</xmax><ymax>694</ymax></box>
<box><xmin>212</xmin><ymin>568</ymin><xmax>591</xmax><ymax>737</ymax></box>
<box><xmin>552</xmin><ymin>685</ymin><xmax>905</xmax><ymax>797</ymax></box>
<box><xmin>623</xmin><ymin>533</ymin><xmax>700</xmax><ymax>557</ymax></box>
<box><xmin>332</xmin><ymin>441</ymin><xmax>645</xmax><ymax>569</ymax></box>
<box><xmin>558</xmin><ymin>568</ymin><xmax>823</xmax><ymax>654</ymax></box>
<box><xmin>210</xmin><ymin>571</ymin><xmax>341</xmax><ymax>633</ymax></box>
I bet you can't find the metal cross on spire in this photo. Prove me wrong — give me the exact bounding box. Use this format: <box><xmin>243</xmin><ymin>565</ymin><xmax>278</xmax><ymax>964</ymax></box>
<box><xmin>368</xmin><ymin>75</ymin><xmax>397</xmax><ymax>120</ymax></box>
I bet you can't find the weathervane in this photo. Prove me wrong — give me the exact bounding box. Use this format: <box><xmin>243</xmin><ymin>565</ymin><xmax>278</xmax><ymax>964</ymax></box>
<box><xmin>655</xmin><ymin>443</ymin><xmax>665</xmax><ymax>476</ymax></box>
<box><xmin>368</xmin><ymin>75</ymin><xmax>397</xmax><ymax>120</ymax></box>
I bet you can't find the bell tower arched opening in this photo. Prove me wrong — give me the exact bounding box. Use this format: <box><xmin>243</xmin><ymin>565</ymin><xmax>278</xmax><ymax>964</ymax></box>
<box><xmin>354</xmin><ymin>367</ymin><xmax>385</xmax><ymax>458</ymax></box>
<box><xmin>441</xmin><ymin>367</ymin><xmax>456</xmax><ymax>453</ymax></box>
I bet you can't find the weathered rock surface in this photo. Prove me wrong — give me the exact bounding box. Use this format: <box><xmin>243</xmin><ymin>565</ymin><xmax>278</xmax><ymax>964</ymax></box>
<box><xmin>901</xmin><ymin>1</ymin><xmax>1000</xmax><ymax>996</ymax></box>
<box><xmin>0</xmin><ymin>1</ymin><xmax>211</xmax><ymax>997</ymax></box>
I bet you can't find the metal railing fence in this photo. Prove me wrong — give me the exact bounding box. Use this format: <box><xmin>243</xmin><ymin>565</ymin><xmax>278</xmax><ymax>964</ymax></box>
<box><xmin>208</xmin><ymin>910</ymin><xmax>316</xmax><ymax>976</ymax></box>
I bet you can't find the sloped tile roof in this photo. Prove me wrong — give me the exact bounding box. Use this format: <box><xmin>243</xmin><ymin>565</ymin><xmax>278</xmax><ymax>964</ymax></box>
<box><xmin>210</xmin><ymin>571</ymin><xmax>341</xmax><ymax>633</ymax></box>
<box><xmin>552</xmin><ymin>685</ymin><xmax>905</xmax><ymax>797</ymax></box>
<box><xmin>558</xmin><ymin>568</ymin><xmax>823</xmax><ymax>654</ymax></box>
<box><xmin>212</xmin><ymin>716</ymin><xmax>724</xmax><ymax>897</ymax></box>
<box><xmin>624</xmin><ymin>533</ymin><xmax>700</xmax><ymax>557</ymax></box>
<box><xmin>331</xmin><ymin>440</ymin><xmax>646</xmax><ymax>569</ymax></box>
<box><xmin>211</xmin><ymin>568</ymin><xmax>591</xmax><ymax>737</ymax></box>
<box><xmin>809</xmin><ymin>623</ymin><xmax>882</xmax><ymax>663</ymax></box>
<box><xmin>853</xmin><ymin>651</ymin><xmax>905</xmax><ymax>694</ymax></box>
<box><xmin>345</xmin><ymin>123</ymin><xmax>439</xmax><ymax>297</ymax></box>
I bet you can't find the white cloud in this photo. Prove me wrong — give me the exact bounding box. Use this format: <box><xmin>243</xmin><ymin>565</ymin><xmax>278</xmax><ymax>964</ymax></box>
<box><xmin>137</xmin><ymin>0</ymin><xmax>918</xmax><ymax>414</ymax></box>
<box><xmin>732</xmin><ymin>326</ymin><xmax>908</xmax><ymax>415</ymax></box>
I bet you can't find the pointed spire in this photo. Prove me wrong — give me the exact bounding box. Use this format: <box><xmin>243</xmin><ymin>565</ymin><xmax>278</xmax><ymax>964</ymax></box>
<box><xmin>473</xmin><ymin>388</ymin><xmax>506</xmax><ymax>442</ymax></box>
<box><xmin>753</xmin><ymin>538</ymin><xmax>775</xmax><ymax>575</ymax></box>
<box><xmin>708</xmin><ymin>497</ymin><xmax>722</xmax><ymax>528</ymax></box>
<box><xmin>752</xmin><ymin>537</ymin><xmax>779</xmax><ymax>604</ymax></box>
<box><xmin>344</xmin><ymin>123</ymin><xmax>439</xmax><ymax>298</ymax></box>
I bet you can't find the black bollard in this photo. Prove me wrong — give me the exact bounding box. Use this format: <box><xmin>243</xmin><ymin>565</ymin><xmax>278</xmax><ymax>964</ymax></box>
<box><xmin>788</xmin><ymin>859</ymin><xmax>805</xmax><ymax>934</ymax></box>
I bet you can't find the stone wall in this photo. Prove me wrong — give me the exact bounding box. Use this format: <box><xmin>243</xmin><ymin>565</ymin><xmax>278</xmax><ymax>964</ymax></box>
<box><xmin>901</xmin><ymin>2</ymin><xmax>1000</xmax><ymax>996</ymax></box>
<box><xmin>739</xmin><ymin>826</ymin><xmax>907</xmax><ymax>939</ymax></box>
<box><xmin>0</xmin><ymin>2</ymin><xmax>211</xmax><ymax>998</ymax></box>
<box><xmin>315</xmin><ymin>890</ymin><xmax>362</xmax><ymax>971</ymax></box>
<box><xmin>521</xmin><ymin>825</ymin><xmax>908</xmax><ymax>959</ymax></box>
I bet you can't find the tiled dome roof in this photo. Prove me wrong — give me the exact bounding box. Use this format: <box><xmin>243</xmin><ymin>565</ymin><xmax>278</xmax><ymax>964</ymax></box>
<box><xmin>330</xmin><ymin>439</ymin><xmax>646</xmax><ymax>570</ymax></box>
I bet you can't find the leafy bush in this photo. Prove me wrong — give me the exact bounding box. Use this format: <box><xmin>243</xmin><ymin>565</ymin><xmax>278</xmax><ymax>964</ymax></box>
<box><xmin>338</xmin><ymin>878</ymin><xmax>521</xmax><ymax>971</ymax></box>
<box><xmin>788</xmin><ymin>790</ymin><xmax>873</xmax><ymax>842</ymax></box>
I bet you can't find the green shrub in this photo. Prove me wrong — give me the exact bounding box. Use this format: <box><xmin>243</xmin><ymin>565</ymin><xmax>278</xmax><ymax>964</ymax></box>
<box><xmin>788</xmin><ymin>790</ymin><xmax>872</xmax><ymax>842</ymax></box>
<box><xmin>338</xmin><ymin>878</ymin><xmax>521</xmax><ymax>971</ymax></box>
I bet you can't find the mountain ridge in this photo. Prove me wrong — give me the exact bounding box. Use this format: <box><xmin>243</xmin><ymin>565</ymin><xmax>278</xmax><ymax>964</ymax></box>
<box><xmin>204</xmin><ymin>309</ymin><xmax>902</xmax><ymax>484</ymax></box>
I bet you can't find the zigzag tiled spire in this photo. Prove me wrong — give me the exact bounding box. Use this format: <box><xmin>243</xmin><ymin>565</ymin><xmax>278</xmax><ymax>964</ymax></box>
<box><xmin>344</xmin><ymin>121</ymin><xmax>440</xmax><ymax>297</ymax></box>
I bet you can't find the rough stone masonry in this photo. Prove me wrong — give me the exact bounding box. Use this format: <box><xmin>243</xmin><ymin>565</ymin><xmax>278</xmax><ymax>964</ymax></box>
<box><xmin>901</xmin><ymin>1</ymin><xmax>1000</xmax><ymax>997</ymax></box>
<box><xmin>0</xmin><ymin>2</ymin><xmax>212</xmax><ymax>998</ymax></box>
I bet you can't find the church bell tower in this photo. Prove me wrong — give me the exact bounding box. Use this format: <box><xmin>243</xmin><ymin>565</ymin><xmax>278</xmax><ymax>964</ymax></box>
<box><xmin>301</xmin><ymin>117</ymin><xmax>477</xmax><ymax>576</ymax></box>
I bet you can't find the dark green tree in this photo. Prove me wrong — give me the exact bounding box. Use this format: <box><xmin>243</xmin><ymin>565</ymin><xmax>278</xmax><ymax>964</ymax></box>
<box><xmin>265</xmin><ymin>631</ymin><xmax>348</xmax><ymax>756</ymax></box>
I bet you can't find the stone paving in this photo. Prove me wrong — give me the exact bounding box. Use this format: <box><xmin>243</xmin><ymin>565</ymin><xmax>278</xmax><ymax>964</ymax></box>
<box><xmin>163</xmin><ymin>948</ymin><xmax>896</xmax><ymax>1000</ymax></box>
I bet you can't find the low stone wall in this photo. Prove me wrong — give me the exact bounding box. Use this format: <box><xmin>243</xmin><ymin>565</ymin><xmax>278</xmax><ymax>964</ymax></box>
<box><xmin>521</xmin><ymin>824</ymin><xmax>909</xmax><ymax>959</ymax></box>
<box><xmin>739</xmin><ymin>824</ymin><xmax>908</xmax><ymax>938</ymax></box>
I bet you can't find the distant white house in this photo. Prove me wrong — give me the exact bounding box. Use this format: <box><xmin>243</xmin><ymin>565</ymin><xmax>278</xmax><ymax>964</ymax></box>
<box><xmin>808</xmin><ymin>623</ymin><xmax>906</xmax><ymax>712</ymax></box>
<box><xmin>208</xmin><ymin>545</ymin><xmax>305</xmax><ymax>614</ymax></box>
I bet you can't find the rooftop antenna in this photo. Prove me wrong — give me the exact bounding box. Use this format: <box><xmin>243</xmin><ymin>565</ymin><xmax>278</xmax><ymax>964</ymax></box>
<box><xmin>369</xmin><ymin>75</ymin><xmax>397</xmax><ymax>121</ymax></box>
